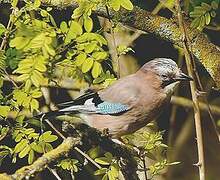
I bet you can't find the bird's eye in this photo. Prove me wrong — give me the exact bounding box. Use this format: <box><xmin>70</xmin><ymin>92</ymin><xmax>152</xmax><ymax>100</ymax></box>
<box><xmin>162</xmin><ymin>74</ymin><xmax>168</xmax><ymax>78</ymax></box>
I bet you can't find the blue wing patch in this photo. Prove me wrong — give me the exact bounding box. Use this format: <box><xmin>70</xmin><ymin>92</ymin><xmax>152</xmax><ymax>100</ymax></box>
<box><xmin>96</xmin><ymin>102</ymin><xmax>130</xmax><ymax>114</ymax></box>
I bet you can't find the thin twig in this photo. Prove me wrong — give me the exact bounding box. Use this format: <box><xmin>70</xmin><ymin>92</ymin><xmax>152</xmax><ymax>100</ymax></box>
<box><xmin>11</xmin><ymin>137</ymin><xmax>80</xmax><ymax>180</ymax></box>
<box><xmin>47</xmin><ymin>167</ymin><xmax>62</xmax><ymax>180</ymax></box>
<box><xmin>142</xmin><ymin>157</ymin><xmax>148</xmax><ymax>180</ymax></box>
<box><xmin>44</xmin><ymin>119</ymin><xmax>102</xmax><ymax>169</ymax></box>
<box><xmin>175</xmin><ymin>1</ymin><xmax>206</xmax><ymax>180</ymax></box>
<box><xmin>105</xmin><ymin>5</ymin><xmax>121</xmax><ymax>78</ymax></box>
<box><xmin>171</xmin><ymin>96</ymin><xmax>220</xmax><ymax>115</ymax></box>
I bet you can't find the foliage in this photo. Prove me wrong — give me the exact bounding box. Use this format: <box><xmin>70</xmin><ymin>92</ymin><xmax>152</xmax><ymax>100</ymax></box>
<box><xmin>190</xmin><ymin>1</ymin><xmax>219</xmax><ymax>30</ymax></box>
<box><xmin>0</xmin><ymin>0</ymin><xmax>214</xmax><ymax>179</ymax></box>
<box><xmin>0</xmin><ymin>0</ymin><xmax>135</xmax><ymax>178</ymax></box>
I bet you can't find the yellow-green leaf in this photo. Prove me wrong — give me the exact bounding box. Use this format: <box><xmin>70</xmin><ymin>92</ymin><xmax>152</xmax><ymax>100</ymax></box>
<box><xmin>35</xmin><ymin>61</ymin><xmax>47</xmax><ymax>72</ymax></box>
<box><xmin>109</xmin><ymin>0</ymin><xmax>121</xmax><ymax>11</ymax></box>
<box><xmin>30</xmin><ymin>99</ymin><xmax>39</xmax><ymax>111</ymax></box>
<box><xmin>25</xmin><ymin>79</ymin><xmax>32</xmax><ymax>92</ymax></box>
<box><xmin>60</xmin><ymin>21</ymin><xmax>68</xmax><ymax>33</ymax></box>
<box><xmin>17</xmin><ymin>74</ymin><xmax>29</xmax><ymax>81</ymax></box>
<box><xmin>14</xmin><ymin>139</ymin><xmax>28</xmax><ymax>153</ymax></box>
<box><xmin>120</xmin><ymin>0</ymin><xmax>133</xmax><ymax>10</ymax></box>
<box><xmin>12</xmin><ymin>0</ymin><xmax>18</xmax><ymax>7</ymax></box>
<box><xmin>28</xmin><ymin>149</ymin><xmax>34</xmax><ymax>164</ymax></box>
<box><xmin>0</xmin><ymin>106</ymin><xmax>10</xmax><ymax>117</ymax></box>
<box><xmin>31</xmin><ymin>72</ymin><xmax>42</xmax><ymax>87</ymax></box>
<box><xmin>92</xmin><ymin>61</ymin><xmax>102</xmax><ymax>78</ymax></box>
<box><xmin>82</xmin><ymin>58</ymin><xmax>94</xmax><ymax>73</ymax></box>
<box><xmin>31</xmin><ymin>90</ymin><xmax>42</xmax><ymax>98</ymax></box>
<box><xmin>75</xmin><ymin>53</ymin><xmax>87</xmax><ymax>66</ymax></box>
<box><xmin>10</xmin><ymin>37</ymin><xmax>30</xmax><ymax>49</ymax></box>
<box><xmin>95</xmin><ymin>157</ymin><xmax>110</xmax><ymax>165</ymax></box>
<box><xmin>92</xmin><ymin>51</ymin><xmax>108</xmax><ymax>61</ymax></box>
<box><xmin>205</xmin><ymin>13</ymin><xmax>211</xmax><ymax>25</ymax></box>
<box><xmin>70</xmin><ymin>21</ymin><xmax>83</xmax><ymax>36</ymax></box>
<box><xmin>19</xmin><ymin>145</ymin><xmax>31</xmax><ymax>158</ymax></box>
<box><xmin>34</xmin><ymin>0</ymin><xmax>41</xmax><ymax>8</ymax></box>
<box><xmin>84</xmin><ymin>16</ymin><xmax>93</xmax><ymax>32</ymax></box>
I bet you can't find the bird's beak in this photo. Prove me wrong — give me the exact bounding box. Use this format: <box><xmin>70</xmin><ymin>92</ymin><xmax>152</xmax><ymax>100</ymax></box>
<box><xmin>174</xmin><ymin>72</ymin><xmax>193</xmax><ymax>81</ymax></box>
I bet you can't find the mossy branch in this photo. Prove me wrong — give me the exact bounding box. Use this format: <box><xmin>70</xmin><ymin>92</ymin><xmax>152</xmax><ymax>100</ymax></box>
<box><xmin>0</xmin><ymin>137</ymin><xmax>81</xmax><ymax>180</ymax></box>
<box><xmin>32</xmin><ymin>0</ymin><xmax>220</xmax><ymax>88</ymax></box>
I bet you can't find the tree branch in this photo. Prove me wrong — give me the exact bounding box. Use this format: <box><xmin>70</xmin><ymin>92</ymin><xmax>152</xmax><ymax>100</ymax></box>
<box><xmin>171</xmin><ymin>96</ymin><xmax>220</xmax><ymax>115</ymax></box>
<box><xmin>175</xmin><ymin>1</ymin><xmax>205</xmax><ymax>179</ymax></box>
<box><xmin>0</xmin><ymin>137</ymin><xmax>81</xmax><ymax>180</ymax></box>
<box><xmin>31</xmin><ymin>0</ymin><xmax>220</xmax><ymax>88</ymax></box>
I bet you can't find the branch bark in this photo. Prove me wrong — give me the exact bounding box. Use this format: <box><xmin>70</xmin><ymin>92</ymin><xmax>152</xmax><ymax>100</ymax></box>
<box><xmin>0</xmin><ymin>137</ymin><xmax>81</xmax><ymax>180</ymax></box>
<box><xmin>175</xmin><ymin>1</ymin><xmax>205</xmax><ymax>179</ymax></box>
<box><xmin>34</xmin><ymin>0</ymin><xmax>220</xmax><ymax>88</ymax></box>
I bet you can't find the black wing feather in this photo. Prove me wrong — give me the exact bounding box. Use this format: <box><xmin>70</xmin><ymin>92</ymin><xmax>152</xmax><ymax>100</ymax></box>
<box><xmin>57</xmin><ymin>89</ymin><xmax>103</xmax><ymax>108</ymax></box>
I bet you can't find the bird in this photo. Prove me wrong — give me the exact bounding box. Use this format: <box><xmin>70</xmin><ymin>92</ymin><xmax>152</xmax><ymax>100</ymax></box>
<box><xmin>37</xmin><ymin>58</ymin><xmax>192</xmax><ymax>138</ymax></box>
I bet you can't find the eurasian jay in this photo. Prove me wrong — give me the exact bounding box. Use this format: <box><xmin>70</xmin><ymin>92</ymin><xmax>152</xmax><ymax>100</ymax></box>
<box><xmin>38</xmin><ymin>58</ymin><xmax>192</xmax><ymax>138</ymax></box>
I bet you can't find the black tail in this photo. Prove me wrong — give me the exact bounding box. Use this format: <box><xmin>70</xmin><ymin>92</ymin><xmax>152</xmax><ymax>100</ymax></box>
<box><xmin>34</xmin><ymin>110</ymin><xmax>79</xmax><ymax>119</ymax></box>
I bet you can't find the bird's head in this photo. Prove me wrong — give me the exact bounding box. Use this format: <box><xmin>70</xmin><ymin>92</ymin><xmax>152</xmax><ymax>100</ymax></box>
<box><xmin>141</xmin><ymin>58</ymin><xmax>193</xmax><ymax>93</ymax></box>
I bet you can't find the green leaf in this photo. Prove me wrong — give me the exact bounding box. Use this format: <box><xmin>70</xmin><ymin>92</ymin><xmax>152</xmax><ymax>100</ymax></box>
<box><xmin>35</xmin><ymin>62</ymin><xmax>47</xmax><ymax>72</ymax></box>
<box><xmin>110</xmin><ymin>163</ymin><xmax>119</xmax><ymax>177</ymax></box>
<box><xmin>211</xmin><ymin>1</ymin><xmax>218</xmax><ymax>9</ymax></box>
<box><xmin>210</xmin><ymin>11</ymin><xmax>216</xmax><ymax>17</ymax></box>
<box><xmin>30</xmin><ymin>99</ymin><xmax>39</xmax><ymax>111</ymax></box>
<box><xmin>84</xmin><ymin>43</ymin><xmax>97</xmax><ymax>53</ymax></box>
<box><xmin>39</xmin><ymin>131</ymin><xmax>58</xmax><ymax>142</ymax></box>
<box><xmin>94</xmin><ymin>168</ymin><xmax>108</xmax><ymax>175</ymax></box>
<box><xmin>19</xmin><ymin>145</ymin><xmax>31</xmax><ymax>158</ymax></box>
<box><xmin>12</xmin><ymin>0</ymin><xmax>18</xmax><ymax>7</ymax></box>
<box><xmin>104</xmin><ymin>152</ymin><xmax>113</xmax><ymax>160</ymax></box>
<box><xmin>82</xmin><ymin>58</ymin><xmax>94</xmax><ymax>73</ymax></box>
<box><xmin>72</xmin><ymin>7</ymin><xmax>83</xmax><ymax>19</ymax></box>
<box><xmin>60</xmin><ymin>21</ymin><xmax>68</xmax><ymax>33</ymax></box>
<box><xmin>190</xmin><ymin>18</ymin><xmax>200</xmax><ymax>28</ymax></box>
<box><xmin>24</xmin><ymin>128</ymin><xmax>35</xmax><ymax>135</ymax></box>
<box><xmin>120</xmin><ymin>0</ymin><xmax>133</xmax><ymax>10</ymax></box>
<box><xmin>31</xmin><ymin>142</ymin><xmax>43</xmax><ymax>153</ymax></box>
<box><xmin>10</xmin><ymin>37</ymin><xmax>30</xmax><ymax>49</ymax></box>
<box><xmin>17</xmin><ymin>74</ymin><xmax>29</xmax><ymax>81</ymax></box>
<box><xmin>14</xmin><ymin>139</ymin><xmax>28</xmax><ymax>153</ymax></box>
<box><xmin>34</xmin><ymin>0</ymin><xmax>41</xmax><ymax>8</ymax></box>
<box><xmin>95</xmin><ymin>157</ymin><xmax>111</xmax><ymax>165</ymax></box>
<box><xmin>15</xmin><ymin>133</ymin><xmax>23</xmax><ymax>142</ymax></box>
<box><xmin>25</xmin><ymin>79</ymin><xmax>32</xmax><ymax>92</ymax></box>
<box><xmin>28</xmin><ymin>149</ymin><xmax>34</xmax><ymax>164</ymax></box>
<box><xmin>92</xmin><ymin>51</ymin><xmax>108</xmax><ymax>61</ymax></box>
<box><xmin>102</xmin><ymin>174</ymin><xmax>108</xmax><ymax>180</ymax></box>
<box><xmin>31</xmin><ymin>90</ymin><xmax>42</xmax><ymax>98</ymax></box>
<box><xmin>0</xmin><ymin>106</ymin><xmax>10</xmax><ymax>117</ymax></box>
<box><xmin>45</xmin><ymin>143</ymin><xmax>53</xmax><ymax>152</ymax></box>
<box><xmin>84</xmin><ymin>16</ymin><xmax>93</xmax><ymax>32</ymax></box>
<box><xmin>75</xmin><ymin>53</ymin><xmax>87</xmax><ymax>66</ymax></box>
<box><xmin>92</xmin><ymin>61</ymin><xmax>102</xmax><ymax>78</ymax></box>
<box><xmin>44</xmin><ymin>44</ymin><xmax>55</xmax><ymax>56</ymax></box>
<box><xmin>0</xmin><ymin>24</ymin><xmax>6</xmax><ymax>37</ymax></box>
<box><xmin>31</xmin><ymin>73</ymin><xmax>40</xmax><ymax>87</ymax></box>
<box><xmin>205</xmin><ymin>13</ymin><xmax>211</xmax><ymax>25</ymax></box>
<box><xmin>201</xmin><ymin>3</ymin><xmax>211</xmax><ymax>11</ymax></box>
<box><xmin>88</xmin><ymin>146</ymin><xmax>100</xmax><ymax>159</ymax></box>
<box><xmin>70</xmin><ymin>21</ymin><xmax>83</xmax><ymax>36</ymax></box>
<box><xmin>109</xmin><ymin>0</ymin><xmax>121</xmax><ymax>11</ymax></box>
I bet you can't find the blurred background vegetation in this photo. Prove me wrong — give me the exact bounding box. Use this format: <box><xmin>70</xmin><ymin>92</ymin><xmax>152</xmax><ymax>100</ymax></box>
<box><xmin>0</xmin><ymin>0</ymin><xmax>220</xmax><ymax>180</ymax></box>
